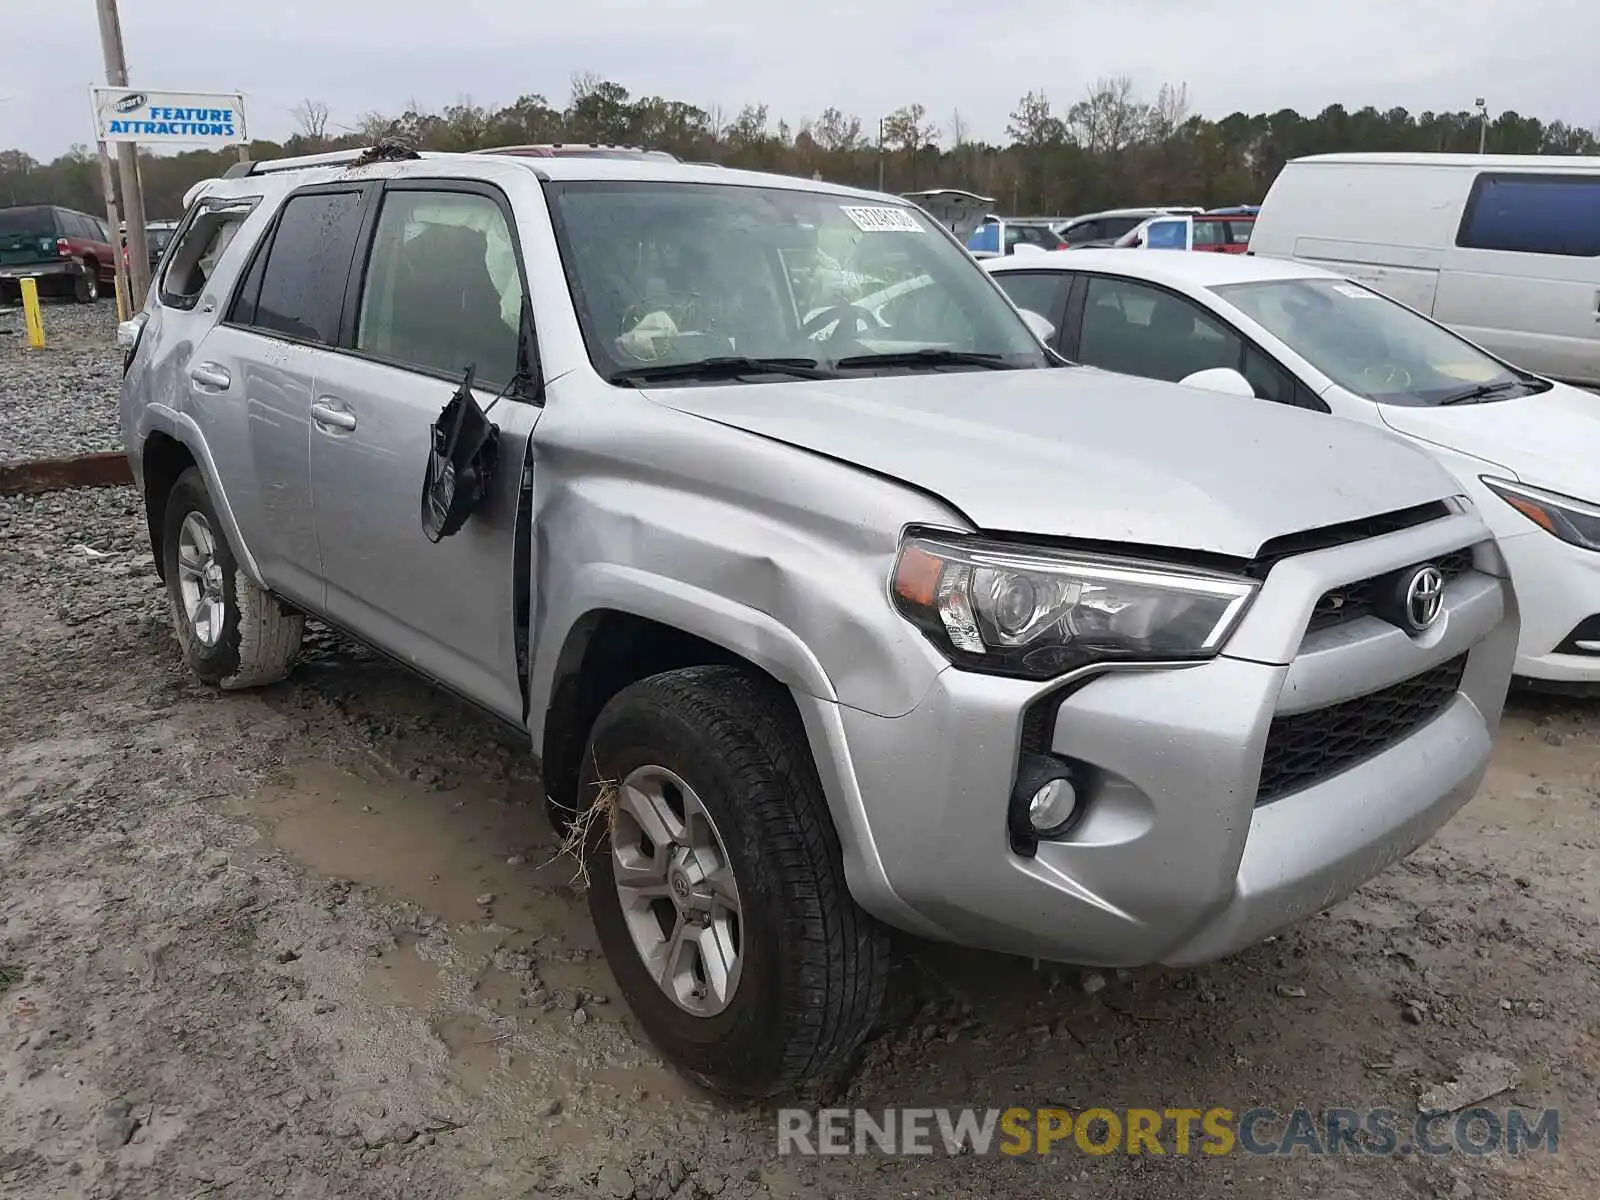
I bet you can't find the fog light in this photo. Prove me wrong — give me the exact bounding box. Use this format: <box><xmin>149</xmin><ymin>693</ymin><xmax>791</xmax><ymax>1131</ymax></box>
<box><xmin>1009</xmin><ymin>752</ymin><xmax>1087</xmax><ymax>854</ymax></box>
<box><xmin>1027</xmin><ymin>778</ymin><xmax>1077</xmax><ymax>834</ymax></box>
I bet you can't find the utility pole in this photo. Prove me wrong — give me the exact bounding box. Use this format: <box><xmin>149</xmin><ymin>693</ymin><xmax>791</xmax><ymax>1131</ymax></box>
<box><xmin>1476</xmin><ymin>98</ymin><xmax>1489</xmax><ymax>154</ymax></box>
<box><xmin>95</xmin><ymin>0</ymin><xmax>151</xmax><ymax>309</ymax></box>
<box><xmin>877</xmin><ymin>117</ymin><xmax>885</xmax><ymax>192</ymax></box>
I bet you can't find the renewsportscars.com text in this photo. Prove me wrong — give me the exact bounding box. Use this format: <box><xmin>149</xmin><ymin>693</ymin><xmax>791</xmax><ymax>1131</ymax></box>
<box><xmin>776</xmin><ymin>1106</ymin><xmax>1559</xmax><ymax>1158</ymax></box>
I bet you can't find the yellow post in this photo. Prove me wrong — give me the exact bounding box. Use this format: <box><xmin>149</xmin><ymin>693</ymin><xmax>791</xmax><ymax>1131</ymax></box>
<box><xmin>20</xmin><ymin>278</ymin><xmax>46</xmax><ymax>349</ymax></box>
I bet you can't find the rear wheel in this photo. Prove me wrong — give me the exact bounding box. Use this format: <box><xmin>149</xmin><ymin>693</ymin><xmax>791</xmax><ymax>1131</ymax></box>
<box><xmin>161</xmin><ymin>467</ymin><xmax>303</xmax><ymax>689</ymax></box>
<box><xmin>579</xmin><ymin>665</ymin><xmax>890</xmax><ymax>1098</ymax></box>
<box><xmin>73</xmin><ymin>269</ymin><xmax>98</xmax><ymax>304</ymax></box>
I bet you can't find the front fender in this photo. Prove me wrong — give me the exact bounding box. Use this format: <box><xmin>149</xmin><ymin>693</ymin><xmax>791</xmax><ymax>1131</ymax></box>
<box><xmin>528</xmin><ymin>562</ymin><xmax>943</xmax><ymax>940</ymax></box>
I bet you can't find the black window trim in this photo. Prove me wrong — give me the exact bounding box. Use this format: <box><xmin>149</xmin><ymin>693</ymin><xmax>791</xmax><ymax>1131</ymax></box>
<box><xmin>1455</xmin><ymin>170</ymin><xmax>1600</xmax><ymax>258</ymax></box>
<box><xmin>1061</xmin><ymin>269</ymin><xmax>1331</xmax><ymax>412</ymax></box>
<box><xmin>221</xmin><ymin>181</ymin><xmax>378</xmax><ymax>348</ymax></box>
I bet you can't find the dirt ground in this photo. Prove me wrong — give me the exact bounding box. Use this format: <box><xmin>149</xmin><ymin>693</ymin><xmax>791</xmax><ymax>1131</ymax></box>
<box><xmin>3</xmin><ymin>318</ymin><xmax>1599</xmax><ymax>1199</ymax></box>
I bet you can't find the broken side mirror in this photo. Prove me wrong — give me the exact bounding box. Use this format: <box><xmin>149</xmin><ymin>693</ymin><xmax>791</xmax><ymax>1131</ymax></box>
<box><xmin>421</xmin><ymin>366</ymin><xmax>500</xmax><ymax>542</ymax></box>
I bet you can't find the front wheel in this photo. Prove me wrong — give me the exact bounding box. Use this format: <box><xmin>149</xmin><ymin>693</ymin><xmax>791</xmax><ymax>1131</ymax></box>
<box><xmin>580</xmin><ymin>665</ymin><xmax>890</xmax><ymax>1099</ymax></box>
<box><xmin>161</xmin><ymin>467</ymin><xmax>303</xmax><ymax>689</ymax></box>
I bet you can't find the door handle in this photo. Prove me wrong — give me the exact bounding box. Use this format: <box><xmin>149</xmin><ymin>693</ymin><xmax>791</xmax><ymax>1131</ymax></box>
<box><xmin>311</xmin><ymin>401</ymin><xmax>357</xmax><ymax>432</ymax></box>
<box><xmin>189</xmin><ymin>362</ymin><xmax>231</xmax><ymax>391</ymax></box>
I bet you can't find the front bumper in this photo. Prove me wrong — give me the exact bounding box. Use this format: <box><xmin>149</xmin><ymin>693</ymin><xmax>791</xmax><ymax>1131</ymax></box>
<box><xmin>1495</xmin><ymin>529</ymin><xmax>1600</xmax><ymax>685</ymax></box>
<box><xmin>836</xmin><ymin>509</ymin><xmax>1518</xmax><ymax>966</ymax></box>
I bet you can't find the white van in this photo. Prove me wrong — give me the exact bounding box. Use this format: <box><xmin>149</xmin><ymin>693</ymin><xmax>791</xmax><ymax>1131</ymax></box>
<box><xmin>1249</xmin><ymin>152</ymin><xmax>1600</xmax><ymax>386</ymax></box>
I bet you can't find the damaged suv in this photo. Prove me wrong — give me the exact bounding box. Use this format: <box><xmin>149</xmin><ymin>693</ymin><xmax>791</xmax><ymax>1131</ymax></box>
<box><xmin>120</xmin><ymin>146</ymin><xmax>1519</xmax><ymax>1099</ymax></box>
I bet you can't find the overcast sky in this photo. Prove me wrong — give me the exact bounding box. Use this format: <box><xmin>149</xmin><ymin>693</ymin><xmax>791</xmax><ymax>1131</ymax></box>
<box><xmin>4</xmin><ymin>0</ymin><xmax>1595</xmax><ymax>159</ymax></box>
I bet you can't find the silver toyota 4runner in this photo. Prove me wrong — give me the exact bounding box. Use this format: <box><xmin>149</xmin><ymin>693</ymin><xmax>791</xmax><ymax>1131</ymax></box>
<box><xmin>120</xmin><ymin>146</ymin><xmax>1519</xmax><ymax>1099</ymax></box>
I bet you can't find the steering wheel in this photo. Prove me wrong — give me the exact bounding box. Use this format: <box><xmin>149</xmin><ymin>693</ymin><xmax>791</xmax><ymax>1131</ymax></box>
<box><xmin>803</xmin><ymin>303</ymin><xmax>878</xmax><ymax>342</ymax></box>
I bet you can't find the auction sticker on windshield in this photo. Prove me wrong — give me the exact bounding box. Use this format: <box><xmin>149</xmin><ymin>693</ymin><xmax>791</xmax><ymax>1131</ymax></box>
<box><xmin>841</xmin><ymin>206</ymin><xmax>926</xmax><ymax>233</ymax></box>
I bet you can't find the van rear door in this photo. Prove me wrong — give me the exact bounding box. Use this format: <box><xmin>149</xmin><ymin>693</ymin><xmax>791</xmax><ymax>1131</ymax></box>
<box><xmin>1434</xmin><ymin>169</ymin><xmax>1600</xmax><ymax>386</ymax></box>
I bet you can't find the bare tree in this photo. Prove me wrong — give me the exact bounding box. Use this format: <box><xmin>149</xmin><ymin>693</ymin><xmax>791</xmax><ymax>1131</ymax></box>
<box><xmin>1066</xmin><ymin>76</ymin><xmax>1150</xmax><ymax>156</ymax></box>
<box><xmin>947</xmin><ymin>108</ymin><xmax>970</xmax><ymax>147</ymax></box>
<box><xmin>292</xmin><ymin>99</ymin><xmax>330</xmax><ymax>142</ymax></box>
<box><xmin>811</xmin><ymin>106</ymin><xmax>863</xmax><ymax>153</ymax></box>
<box><xmin>1007</xmin><ymin>90</ymin><xmax>1065</xmax><ymax>148</ymax></box>
<box><xmin>1146</xmin><ymin>83</ymin><xmax>1191</xmax><ymax>142</ymax></box>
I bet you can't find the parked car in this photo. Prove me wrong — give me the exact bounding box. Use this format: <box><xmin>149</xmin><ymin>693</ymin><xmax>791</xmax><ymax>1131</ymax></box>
<box><xmin>1247</xmin><ymin>152</ymin><xmax>1600</xmax><ymax>387</ymax></box>
<box><xmin>985</xmin><ymin>247</ymin><xmax>1593</xmax><ymax>689</ymax></box>
<box><xmin>145</xmin><ymin>220</ymin><xmax>181</xmax><ymax>272</ymax></box>
<box><xmin>967</xmin><ymin>218</ymin><xmax>1068</xmax><ymax>255</ymax></box>
<box><xmin>120</xmin><ymin>146</ymin><xmax>1516</xmax><ymax>1098</ymax></box>
<box><xmin>0</xmin><ymin>204</ymin><xmax>115</xmax><ymax>303</ymax></box>
<box><xmin>1054</xmin><ymin>206</ymin><xmax>1203</xmax><ymax>248</ymax></box>
<box><xmin>1114</xmin><ymin>213</ymin><xmax>1253</xmax><ymax>252</ymax></box>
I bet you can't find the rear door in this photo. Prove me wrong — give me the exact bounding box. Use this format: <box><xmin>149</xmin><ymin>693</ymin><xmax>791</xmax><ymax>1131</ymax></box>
<box><xmin>1435</xmin><ymin>170</ymin><xmax>1600</xmax><ymax>384</ymax></box>
<box><xmin>307</xmin><ymin>179</ymin><xmax>541</xmax><ymax>724</ymax></box>
<box><xmin>188</xmin><ymin>185</ymin><xmax>372</xmax><ymax>607</ymax></box>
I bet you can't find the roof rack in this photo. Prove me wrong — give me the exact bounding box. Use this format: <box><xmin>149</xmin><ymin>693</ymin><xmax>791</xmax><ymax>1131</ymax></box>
<box><xmin>222</xmin><ymin>141</ymin><xmax>424</xmax><ymax>178</ymax></box>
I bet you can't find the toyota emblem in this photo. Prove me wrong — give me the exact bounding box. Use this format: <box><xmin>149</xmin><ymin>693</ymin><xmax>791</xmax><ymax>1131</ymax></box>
<box><xmin>1403</xmin><ymin>565</ymin><xmax>1445</xmax><ymax>632</ymax></box>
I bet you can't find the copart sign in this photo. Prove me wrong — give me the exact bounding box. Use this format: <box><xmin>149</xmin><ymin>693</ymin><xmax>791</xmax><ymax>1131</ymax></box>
<box><xmin>90</xmin><ymin>87</ymin><xmax>248</xmax><ymax>146</ymax></box>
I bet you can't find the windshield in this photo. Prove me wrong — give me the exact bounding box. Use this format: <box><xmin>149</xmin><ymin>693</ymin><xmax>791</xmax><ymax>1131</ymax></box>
<box><xmin>147</xmin><ymin>227</ymin><xmax>177</xmax><ymax>250</ymax></box>
<box><xmin>1213</xmin><ymin>277</ymin><xmax>1543</xmax><ymax>406</ymax></box>
<box><xmin>546</xmin><ymin>181</ymin><xmax>1049</xmax><ymax>382</ymax></box>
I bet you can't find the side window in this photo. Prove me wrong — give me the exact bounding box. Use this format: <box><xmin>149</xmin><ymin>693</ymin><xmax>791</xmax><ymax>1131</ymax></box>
<box><xmin>162</xmin><ymin>204</ymin><xmax>253</xmax><ymax>310</ymax></box>
<box><xmin>1457</xmin><ymin>173</ymin><xmax>1600</xmax><ymax>257</ymax></box>
<box><xmin>230</xmin><ymin>190</ymin><xmax>365</xmax><ymax>344</ymax></box>
<box><xmin>1228</xmin><ymin>220</ymin><xmax>1254</xmax><ymax>247</ymax></box>
<box><xmin>1077</xmin><ymin>276</ymin><xmax>1242</xmax><ymax>384</ymax></box>
<box><xmin>993</xmin><ymin>271</ymin><xmax>1069</xmax><ymax>329</ymax></box>
<box><xmin>355</xmin><ymin>189</ymin><xmax>524</xmax><ymax>389</ymax></box>
<box><xmin>1101</xmin><ymin>217</ymin><xmax>1141</xmax><ymax>239</ymax></box>
<box><xmin>1063</xmin><ymin>220</ymin><xmax>1098</xmax><ymax>243</ymax></box>
<box><xmin>62</xmin><ymin>212</ymin><xmax>91</xmax><ymax>239</ymax></box>
<box><xmin>1193</xmin><ymin>220</ymin><xmax>1227</xmax><ymax>248</ymax></box>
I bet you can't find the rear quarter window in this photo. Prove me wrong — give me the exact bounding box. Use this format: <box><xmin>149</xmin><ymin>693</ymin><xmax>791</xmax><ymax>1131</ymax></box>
<box><xmin>1457</xmin><ymin>173</ymin><xmax>1600</xmax><ymax>257</ymax></box>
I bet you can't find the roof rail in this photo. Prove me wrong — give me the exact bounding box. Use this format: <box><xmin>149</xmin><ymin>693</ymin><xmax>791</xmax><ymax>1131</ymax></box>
<box><xmin>223</xmin><ymin>141</ymin><xmax>424</xmax><ymax>178</ymax></box>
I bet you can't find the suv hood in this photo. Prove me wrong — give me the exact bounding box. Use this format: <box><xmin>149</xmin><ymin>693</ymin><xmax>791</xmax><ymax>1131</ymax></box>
<box><xmin>1378</xmin><ymin>382</ymin><xmax>1600</xmax><ymax>498</ymax></box>
<box><xmin>645</xmin><ymin>367</ymin><xmax>1459</xmax><ymax>559</ymax></box>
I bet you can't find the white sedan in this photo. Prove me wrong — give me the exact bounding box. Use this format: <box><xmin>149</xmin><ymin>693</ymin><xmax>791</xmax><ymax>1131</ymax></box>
<box><xmin>985</xmin><ymin>249</ymin><xmax>1600</xmax><ymax>690</ymax></box>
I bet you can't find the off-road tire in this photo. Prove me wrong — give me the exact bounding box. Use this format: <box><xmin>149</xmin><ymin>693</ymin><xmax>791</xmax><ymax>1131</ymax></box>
<box><xmin>74</xmin><ymin>269</ymin><xmax>98</xmax><ymax>304</ymax></box>
<box><xmin>162</xmin><ymin>467</ymin><xmax>302</xmax><ymax>689</ymax></box>
<box><xmin>580</xmin><ymin>665</ymin><xmax>890</xmax><ymax>1099</ymax></box>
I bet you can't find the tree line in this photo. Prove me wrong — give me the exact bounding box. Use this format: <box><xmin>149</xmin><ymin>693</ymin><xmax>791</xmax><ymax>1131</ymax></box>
<box><xmin>3</xmin><ymin>73</ymin><xmax>1596</xmax><ymax>221</ymax></box>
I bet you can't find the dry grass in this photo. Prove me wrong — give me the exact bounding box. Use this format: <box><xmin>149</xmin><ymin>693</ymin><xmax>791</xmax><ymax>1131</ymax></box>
<box><xmin>546</xmin><ymin>775</ymin><xmax>619</xmax><ymax>891</ymax></box>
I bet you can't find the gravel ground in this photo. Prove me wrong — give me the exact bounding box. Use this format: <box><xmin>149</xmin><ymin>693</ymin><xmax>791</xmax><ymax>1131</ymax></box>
<box><xmin>0</xmin><ymin>299</ymin><xmax>124</xmax><ymax>462</ymax></box>
<box><xmin>2</xmin><ymin>308</ymin><xmax>1599</xmax><ymax>1199</ymax></box>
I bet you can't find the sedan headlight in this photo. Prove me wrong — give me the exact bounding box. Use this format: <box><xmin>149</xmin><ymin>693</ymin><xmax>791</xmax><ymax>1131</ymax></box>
<box><xmin>890</xmin><ymin>532</ymin><xmax>1259</xmax><ymax>679</ymax></box>
<box><xmin>1481</xmin><ymin>477</ymin><xmax>1600</xmax><ymax>552</ymax></box>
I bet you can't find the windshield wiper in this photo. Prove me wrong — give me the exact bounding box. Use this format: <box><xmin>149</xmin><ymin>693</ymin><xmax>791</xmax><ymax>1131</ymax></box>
<box><xmin>609</xmin><ymin>356</ymin><xmax>835</xmax><ymax>385</ymax></box>
<box><xmin>832</xmin><ymin>349</ymin><xmax>1017</xmax><ymax>371</ymax></box>
<box><xmin>1438</xmin><ymin>380</ymin><xmax>1527</xmax><ymax>406</ymax></box>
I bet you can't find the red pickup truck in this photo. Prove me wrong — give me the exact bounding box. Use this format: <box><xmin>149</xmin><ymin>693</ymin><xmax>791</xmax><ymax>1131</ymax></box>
<box><xmin>0</xmin><ymin>204</ymin><xmax>116</xmax><ymax>303</ymax></box>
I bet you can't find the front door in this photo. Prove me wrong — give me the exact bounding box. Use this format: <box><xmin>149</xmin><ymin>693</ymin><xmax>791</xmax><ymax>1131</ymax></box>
<box><xmin>308</xmin><ymin>181</ymin><xmax>541</xmax><ymax>724</ymax></box>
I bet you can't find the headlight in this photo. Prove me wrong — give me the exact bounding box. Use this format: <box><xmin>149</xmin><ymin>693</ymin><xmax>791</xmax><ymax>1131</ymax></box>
<box><xmin>890</xmin><ymin>532</ymin><xmax>1259</xmax><ymax>679</ymax></box>
<box><xmin>1481</xmin><ymin>477</ymin><xmax>1600</xmax><ymax>552</ymax></box>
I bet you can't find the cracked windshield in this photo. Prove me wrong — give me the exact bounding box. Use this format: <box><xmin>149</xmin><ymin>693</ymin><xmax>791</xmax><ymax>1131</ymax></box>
<box><xmin>548</xmin><ymin>181</ymin><xmax>1048</xmax><ymax>379</ymax></box>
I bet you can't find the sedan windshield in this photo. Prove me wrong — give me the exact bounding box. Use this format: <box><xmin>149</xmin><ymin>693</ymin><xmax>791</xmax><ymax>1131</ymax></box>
<box><xmin>1213</xmin><ymin>277</ymin><xmax>1547</xmax><ymax>407</ymax></box>
<box><xmin>546</xmin><ymin>181</ymin><xmax>1049</xmax><ymax>383</ymax></box>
